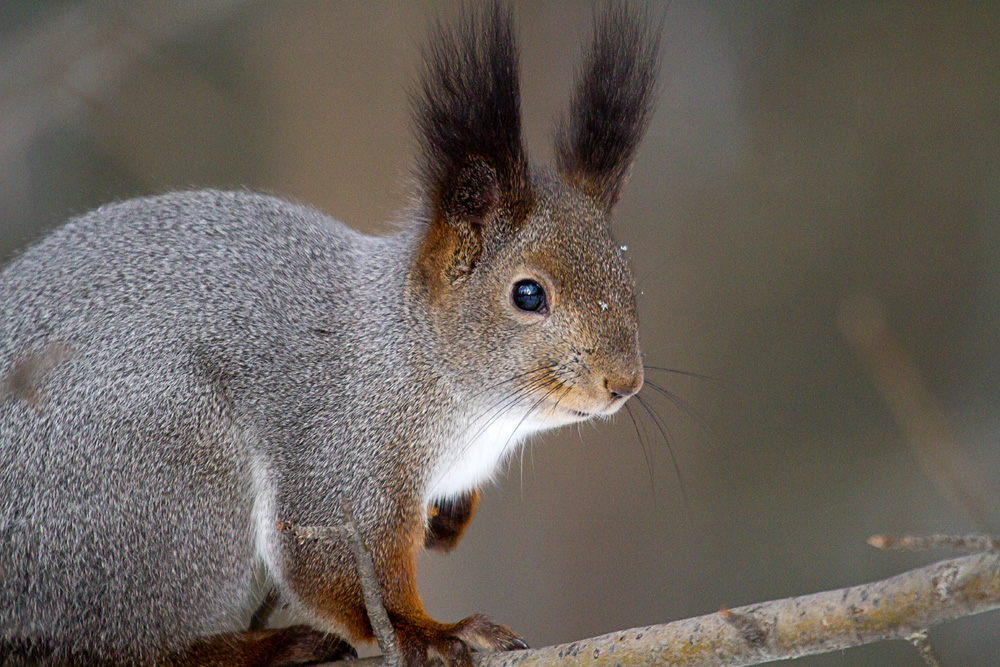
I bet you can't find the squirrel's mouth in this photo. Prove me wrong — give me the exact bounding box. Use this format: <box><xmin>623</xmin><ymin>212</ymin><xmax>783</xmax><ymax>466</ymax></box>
<box><xmin>548</xmin><ymin>402</ymin><xmax>620</xmax><ymax>423</ymax></box>
<box><xmin>530</xmin><ymin>375</ymin><xmax>631</xmax><ymax>423</ymax></box>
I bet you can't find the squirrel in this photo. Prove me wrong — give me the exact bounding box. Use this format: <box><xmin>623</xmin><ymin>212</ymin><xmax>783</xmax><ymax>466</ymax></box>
<box><xmin>0</xmin><ymin>3</ymin><xmax>659</xmax><ymax>666</ymax></box>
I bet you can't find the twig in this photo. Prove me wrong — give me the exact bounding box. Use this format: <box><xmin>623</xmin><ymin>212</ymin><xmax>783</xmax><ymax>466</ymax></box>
<box><xmin>338</xmin><ymin>498</ymin><xmax>404</xmax><ymax>667</ymax></box>
<box><xmin>869</xmin><ymin>533</ymin><xmax>1000</xmax><ymax>553</ymax></box>
<box><xmin>318</xmin><ymin>551</ymin><xmax>1000</xmax><ymax>667</ymax></box>
<box><xmin>247</xmin><ymin>586</ymin><xmax>279</xmax><ymax>632</ymax></box>
<box><xmin>906</xmin><ymin>630</ymin><xmax>943</xmax><ymax>667</ymax></box>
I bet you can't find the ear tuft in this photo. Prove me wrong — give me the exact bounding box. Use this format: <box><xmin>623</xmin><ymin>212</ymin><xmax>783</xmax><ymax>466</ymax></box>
<box><xmin>414</xmin><ymin>2</ymin><xmax>531</xmax><ymax>228</ymax></box>
<box><xmin>555</xmin><ymin>3</ymin><xmax>661</xmax><ymax>212</ymax></box>
<box><xmin>442</xmin><ymin>159</ymin><xmax>500</xmax><ymax>230</ymax></box>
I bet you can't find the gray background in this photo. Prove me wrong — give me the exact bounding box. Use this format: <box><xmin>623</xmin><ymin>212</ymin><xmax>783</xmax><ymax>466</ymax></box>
<box><xmin>2</xmin><ymin>2</ymin><xmax>999</xmax><ymax>664</ymax></box>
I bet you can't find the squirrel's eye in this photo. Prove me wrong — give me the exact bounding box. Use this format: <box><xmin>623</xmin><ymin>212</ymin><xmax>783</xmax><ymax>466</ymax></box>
<box><xmin>512</xmin><ymin>279</ymin><xmax>547</xmax><ymax>314</ymax></box>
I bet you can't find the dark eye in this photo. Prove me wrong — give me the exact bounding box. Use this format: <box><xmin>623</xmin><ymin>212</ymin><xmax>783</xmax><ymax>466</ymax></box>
<box><xmin>512</xmin><ymin>279</ymin><xmax>547</xmax><ymax>313</ymax></box>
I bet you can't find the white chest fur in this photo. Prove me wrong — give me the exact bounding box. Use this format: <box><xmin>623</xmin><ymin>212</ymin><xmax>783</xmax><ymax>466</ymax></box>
<box><xmin>425</xmin><ymin>412</ymin><xmax>547</xmax><ymax>503</ymax></box>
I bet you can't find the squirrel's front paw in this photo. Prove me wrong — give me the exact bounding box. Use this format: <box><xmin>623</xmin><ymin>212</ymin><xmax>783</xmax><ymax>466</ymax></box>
<box><xmin>396</xmin><ymin>614</ymin><xmax>528</xmax><ymax>667</ymax></box>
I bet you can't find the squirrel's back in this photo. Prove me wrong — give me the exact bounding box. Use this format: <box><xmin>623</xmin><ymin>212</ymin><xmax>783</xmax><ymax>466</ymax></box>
<box><xmin>2</xmin><ymin>190</ymin><xmax>386</xmax><ymax>351</ymax></box>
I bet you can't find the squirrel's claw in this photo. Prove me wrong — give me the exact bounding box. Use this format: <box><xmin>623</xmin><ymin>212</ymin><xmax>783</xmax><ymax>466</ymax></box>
<box><xmin>396</xmin><ymin>614</ymin><xmax>526</xmax><ymax>667</ymax></box>
<box><xmin>451</xmin><ymin>613</ymin><xmax>528</xmax><ymax>652</ymax></box>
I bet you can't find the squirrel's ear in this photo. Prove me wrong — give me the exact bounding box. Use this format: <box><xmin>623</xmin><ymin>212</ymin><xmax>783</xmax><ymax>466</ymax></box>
<box><xmin>555</xmin><ymin>4</ymin><xmax>660</xmax><ymax>213</ymax></box>
<box><xmin>413</xmin><ymin>2</ymin><xmax>532</xmax><ymax>292</ymax></box>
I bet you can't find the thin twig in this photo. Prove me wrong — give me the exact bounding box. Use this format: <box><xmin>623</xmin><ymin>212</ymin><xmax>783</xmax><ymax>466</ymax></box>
<box><xmin>275</xmin><ymin>522</ymin><xmax>347</xmax><ymax>541</ymax></box>
<box><xmin>839</xmin><ymin>294</ymin><xmax>995</xmax><ymax>531</ymax></box>
<box><xmin>906</xmin><ymin>630</ymin><xmax>943</xmax><ymax>667</ymax></box>
<box><xmin>247</xmin><ymin>586</ymin><xmax>279</xmax><ymax>632</ymax></box>
<box><xmin>318</xmin><ymin>551</ymin><xmax>1000</xmax><ymax>667</ymax></box>
<box><xmin>870</xmin><ymin>533</ymin><xmax>1000</xmax><ymax>553</ymax></box>
<box><xmin>338</xmin><ymin>497</ymin><xmax>404</xmax><ymax>667</ymax></box>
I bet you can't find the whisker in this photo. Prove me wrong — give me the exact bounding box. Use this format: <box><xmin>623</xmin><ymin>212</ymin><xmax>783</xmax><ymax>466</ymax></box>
<box><xmin>460</xmin><ymin>375</ymin><xmax>552</xmax><ymax>453</ymax></box>
<box><xmin>470</xmin><ymin>362</ymin><xmax>563</xmax><ymax>399</ymax></box>
<box><xmin>641</xmin><ymin>379</ymin><xmax>720</xmax><ymax>449</ymax></box>
<box><xmin>634</xmin><ymin>393</ymin><xmax>691</xmax><ymax>510</ymax></box>
<box><xmin>519</xmin><ymin>430</ymin><xmax>527</xmax><ymax>500</ymax></box>
<box><xmin>427</xmin><ymin>375</ymin><xmax>552</xmax><ymax>497</ymax></box>
<box><xmin>642</xmin><ymin>365</ymin><xmax>719</xmax><ymax>383</ymax></box>
<box><xmin>624</xmin><ymin>401</ymin><xmax>655</xmax><ymax>496</ymax></box>
<box><xmin>500</xmin><ymin>381</ymin><xmax>564</xmax><ymax>453</ymax></box>
<box><xmin>505</xmin><ymin>382</ymin><xmax>569</xmax><ymax>499</ymax></box>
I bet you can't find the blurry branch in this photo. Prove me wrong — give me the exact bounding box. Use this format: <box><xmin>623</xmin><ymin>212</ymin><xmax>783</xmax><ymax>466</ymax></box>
<box><xmin>319</xmin><ymin>548</ymin><xmax>1000</xmax><ymax>667</ymax></box>
<box><xmin>839</xmin><ymin>294</ymin><xmax>995</xmax><ymax>531</ymax></box>
<box><xmin>0</xmin><ymin>0</ymin><xmax>249</xmax><ymax>176</ymax></box>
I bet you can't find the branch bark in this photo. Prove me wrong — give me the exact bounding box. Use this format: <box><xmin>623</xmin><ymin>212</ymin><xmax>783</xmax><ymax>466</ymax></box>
<box><xmin>321</xmin><ymin>551</ymin><xmax>1000</xmax><ymax>667</ymax></box>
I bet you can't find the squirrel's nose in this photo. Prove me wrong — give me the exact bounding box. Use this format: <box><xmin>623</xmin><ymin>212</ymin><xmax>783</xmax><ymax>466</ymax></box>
<box><xmin>604</xmin><ymin>365</ymin><xmax>644</xmax><ymax>400</ymax></box>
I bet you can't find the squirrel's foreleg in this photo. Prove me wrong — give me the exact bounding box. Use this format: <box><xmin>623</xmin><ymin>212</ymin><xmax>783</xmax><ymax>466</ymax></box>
<box><xmin>425</xmin><ymin>490</ymin><xmax>480</xmax><ymax>553</ymax></box>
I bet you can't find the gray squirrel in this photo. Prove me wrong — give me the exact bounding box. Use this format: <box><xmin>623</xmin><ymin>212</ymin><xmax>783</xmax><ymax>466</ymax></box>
<box><xmin>0</xmin><ymin>3</ymin><xmax>658</xmax><ymax>666</ymax></box>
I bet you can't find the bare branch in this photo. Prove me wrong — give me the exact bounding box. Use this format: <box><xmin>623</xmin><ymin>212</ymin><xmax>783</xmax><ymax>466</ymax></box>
<box><xmin>906</xmin><ymin>630</ymin><xmax>943</xmax><ymax>667</ymax></box>
<box><xmin>870</xmin><ymin>533</ymin><xmax>1000</xmax><ymax>553</ymax></box>
<box><xmin>319</xmin><ymin>551</ymin><xmax>1000</xmax><ymax>667</ymax></box>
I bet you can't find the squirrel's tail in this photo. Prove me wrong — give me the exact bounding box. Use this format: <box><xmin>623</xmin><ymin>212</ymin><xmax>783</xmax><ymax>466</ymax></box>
<box><xmin>1</xmin><ymin>627</ymin><xmax>355</xmax><ymax>666</ymax></box>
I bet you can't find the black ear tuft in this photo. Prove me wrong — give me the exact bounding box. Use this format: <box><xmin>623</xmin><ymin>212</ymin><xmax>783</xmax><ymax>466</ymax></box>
<box><xmin>555</xmin><ymin>3</ymin><xmax>661</xmax><ymax>212</ymax></box>
<box><xmin>414</xmin><ymin>2</ymin><xmax>531</xmax><ymax>229</ymax></box>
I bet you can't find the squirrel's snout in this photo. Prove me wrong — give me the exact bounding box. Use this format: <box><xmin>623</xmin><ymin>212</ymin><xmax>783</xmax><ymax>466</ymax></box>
<box><xmin>604</xmin><ymin>365</ymin><xmax>644</xmax><ymax>401</ymax></box>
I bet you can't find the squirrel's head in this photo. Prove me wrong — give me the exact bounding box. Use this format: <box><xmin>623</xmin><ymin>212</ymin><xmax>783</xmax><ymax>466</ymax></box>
<box><xmin>408</xmin><ymin>2</ymin><xmax>658</xmax><ymax>428</ymax></box>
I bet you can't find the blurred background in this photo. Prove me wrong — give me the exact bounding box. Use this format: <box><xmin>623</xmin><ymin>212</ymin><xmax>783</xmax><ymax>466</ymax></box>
<box><xmin>2</xmin><ymin>1</ymin><xmax>999</xmax><ymax>664</ymax></box>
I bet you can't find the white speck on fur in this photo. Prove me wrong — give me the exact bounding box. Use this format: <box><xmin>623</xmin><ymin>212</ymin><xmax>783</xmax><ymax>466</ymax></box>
<box><xmin>620</xmin><ymin>245</ymin><xmax>628</xmax><ymax>251</ymax></box>
<box><xmin>599</xmin><ymin>301</ymin><xmax>609</xmax><ymax>311</ymax></box>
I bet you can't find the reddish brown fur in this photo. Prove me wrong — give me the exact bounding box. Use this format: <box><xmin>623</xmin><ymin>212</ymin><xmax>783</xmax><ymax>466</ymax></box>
<box><xmin>170</xmin><ymin>626</ymin><xmax>355</xmax><ymax>666</ymax></box>
<box><xmin>425</xmin><ymin>490</ymin><xmax>480</xmax><ymax>553</ymax></box>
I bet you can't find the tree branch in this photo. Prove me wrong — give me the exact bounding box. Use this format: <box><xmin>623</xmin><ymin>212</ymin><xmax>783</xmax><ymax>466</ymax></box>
<box><xmin>320</xmin><ymin>550</ymin><xmax>1000</xmax><ymax>667</ymax></box>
